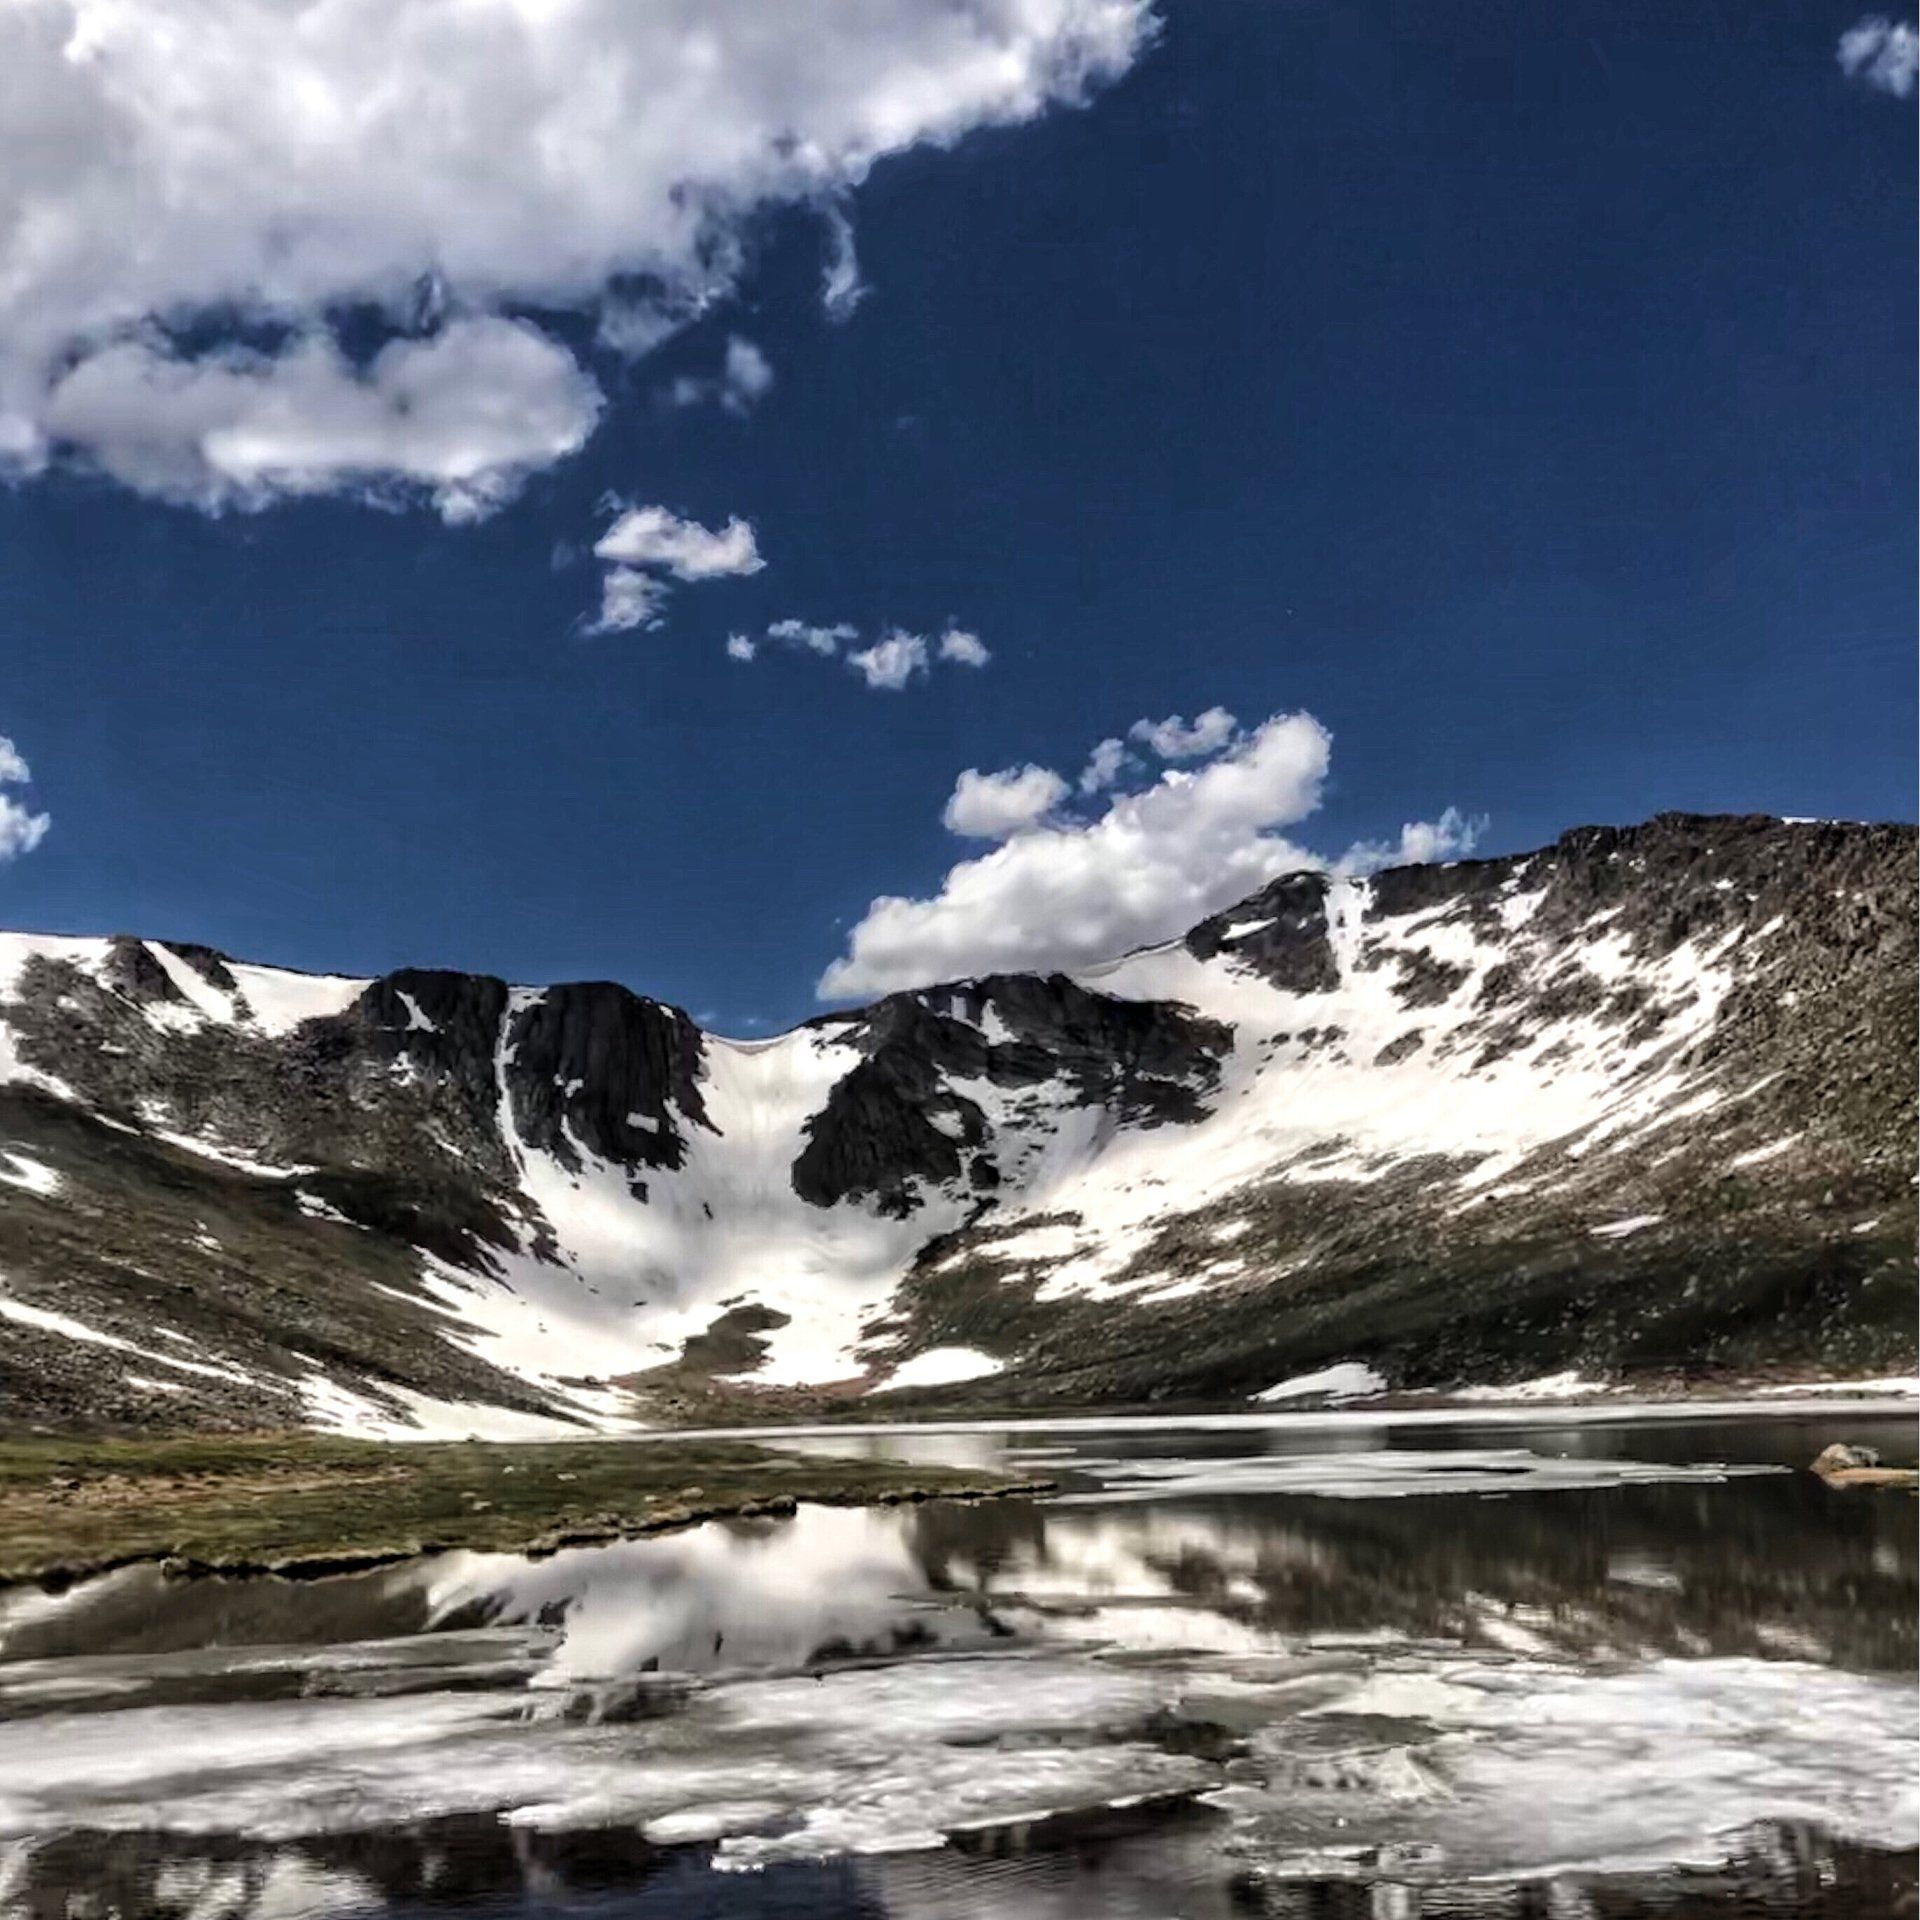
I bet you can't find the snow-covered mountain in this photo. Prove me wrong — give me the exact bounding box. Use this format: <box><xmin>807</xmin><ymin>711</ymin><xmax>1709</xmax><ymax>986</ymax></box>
<box><xmin>0</xmin><ymin>814</ymin><xmax>1910</xmax><ymax>1434</ymax></box>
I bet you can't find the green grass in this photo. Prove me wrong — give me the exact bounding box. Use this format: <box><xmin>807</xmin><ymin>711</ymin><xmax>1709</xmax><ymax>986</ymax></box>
<box><xmin>0</xmin><ymin>1434</ymin><xmax>1044</xmax><ymax>1585</ymax></box>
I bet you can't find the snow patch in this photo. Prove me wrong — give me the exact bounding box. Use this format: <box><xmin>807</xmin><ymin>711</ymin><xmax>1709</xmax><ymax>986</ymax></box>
<box><xmin>868</xmin><ymin>1347</ymin><xmax>1005</xmax><ymax>1394</ymax></box>
<box><xmin>1254</xmin><ymin>1362</ymin><xmax>1387</xmax><ymax>1405</ymax></box>
<box><xmin>1590</xmin><ymin>1214</ymin><xmax>1661</xmax><ymax>1239</ymax></box>
<box><xmin>0</xmin><ymin>1150</ymin><xmax>58</xmax><ymax>1197</ymax></box>
<box><xmin>225</xmin><ymin>962</ymin><xmax>368</xmax><ymax>1037</ymax></box>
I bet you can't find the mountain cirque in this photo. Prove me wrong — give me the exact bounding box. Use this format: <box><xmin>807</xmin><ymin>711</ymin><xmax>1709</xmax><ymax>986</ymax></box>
<box><xmin>0</xmin><ymin>813</ymin><xmax>1910</xmax><ymax>1435</ymax></box>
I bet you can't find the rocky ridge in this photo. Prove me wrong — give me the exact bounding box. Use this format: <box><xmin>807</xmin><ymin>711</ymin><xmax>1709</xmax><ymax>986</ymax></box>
<box><xmin>0</xmin><ymin>813</ymin><xmax>1910</xmax><ymax>1433</ymax></box>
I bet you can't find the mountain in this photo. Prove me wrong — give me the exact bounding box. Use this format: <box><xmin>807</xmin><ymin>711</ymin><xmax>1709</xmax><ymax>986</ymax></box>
<box><xmin>0</xmin><ymin>813</ymin><xmax>1911</xmax><ymax>1435</ymax></box>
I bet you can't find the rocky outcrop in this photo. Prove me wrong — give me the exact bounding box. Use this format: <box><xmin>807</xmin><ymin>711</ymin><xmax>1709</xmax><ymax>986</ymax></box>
<box><xmin>503</xmin><ymin>983</ymin><xmax>711</xmax><ymax>1179</ymax></box>
<box><xmin>1187</xmin><ymin>873</ymin><xmax>1339</xmax><ymax>992</ymax></box>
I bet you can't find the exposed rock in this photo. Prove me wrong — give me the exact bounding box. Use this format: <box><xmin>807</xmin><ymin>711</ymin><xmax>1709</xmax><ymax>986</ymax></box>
<box><xmin>1187</xmin><ymin>872</ymin><xmax>1338</xmax><ymax>992</ymax></box>
<box><xmin>1811</xmin><ymin>1443</ymin><xmax>1917</xmax><ymax>1489</ymax></box>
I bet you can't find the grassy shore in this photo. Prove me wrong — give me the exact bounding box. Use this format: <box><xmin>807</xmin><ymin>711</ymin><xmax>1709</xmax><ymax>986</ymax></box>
<box><xmin>0</xmin><ymin>1434</ymin><xmax>1047</xmax><ymax>1587</ymax></box>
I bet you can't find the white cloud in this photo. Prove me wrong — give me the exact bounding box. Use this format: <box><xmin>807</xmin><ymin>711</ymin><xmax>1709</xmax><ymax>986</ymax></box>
<box><xmin>586</xmin><ymin>503</ymin><xmax>761</xmax><ymax>632</ymax></box>
<box><xmin>0</xmin><ymin>0</ymin><xmax>1155</xmax><ymax>509</ymax></box>
<box><xmin>942</xmin><ymin>764</ymin><xmax>1069</xmax><ymax>839</ymax></box>
<box><xmin>1339</xmin><ymin>806</ymin><xmax>1487</xmax><ymax>875</ymax></box>
<box><xmin>769</xmin><ymin>618</ymin><xmax>857</xmax><ymax>656</ymax></box>
<box><xmin>0</xmin><ymin>737</ymin><xmax>49</xmax><ymax>860</ymax></box>
<box><xmin>1838</xmin><ymin>17</ymin><xmax>1919</xmax><ymax>95</ymax></box>
<box><xmin>821</xmin><ymin>205</ymin><xmax>869</xmax><ymax>322</ymax></box>
<box><xmin>590</xmin><ymin>568</ymin><xmax>671</xmax><ymax>634</ymax></box>
<box><xmin>1079</xmin><ymin>736</ymin><xmax>1131</xmax><ymax>793</ymax></box>
<box><xmin>741</xmin><ymin>619</ymin><xmax>989</xmax><ymax>685</ymax></box>
<box><xmin>595</xmin><ymin>506</ymin><xmax>764</xmax><ymax>580</ymax></box>
<box><xmin>938</xmin><ymin>627</ymin><xmax>992</xmax><ymax>668</ymax></box>
<box><xmin>821</xmin><ymin>708</ymin><xmax>1484</xmax><ymax>995</ymax></box>
<box><xmin>1130</xmin><ymin>706</ymin><xmax>1239</xmax><ymax>759</ymax></box>
<box><xmin>669</xmin><ymin>335</ymin><xmax>776</xmax><ymax>415</ymax></box>
<box><xmin>821</xmin><ymin>711</ymin><xmax>1333</xmax><ymax>994</ymax></box>
<box><xmin>726</xmin><ymin>633</ymin><xmax>758</xmax><ymax>661</ymax></box>
<box><xmin>847</xmin><ymin>630</ymin><xmax>930</xmax><ymax>690</ymax></box>
<box><xmin>38</xmin><ymin>319</ymin><xmax>601</xmax><ymax>520</ymax></box>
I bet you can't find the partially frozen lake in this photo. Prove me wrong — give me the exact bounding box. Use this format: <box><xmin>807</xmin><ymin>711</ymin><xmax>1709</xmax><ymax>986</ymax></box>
<box><xmin>0</xmin><ymin>1407</ymin><xmax>1912</xmax><ymax>1916</ymax></box>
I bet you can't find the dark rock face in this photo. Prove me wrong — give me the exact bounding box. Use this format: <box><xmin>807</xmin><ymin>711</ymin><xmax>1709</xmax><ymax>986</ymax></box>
<box><xmin>793</xmin><ymin>1004</ymin><xmax>992</xmax><ymax>1218</ymax></box>
<box><xmin>1187</xmin><ymin>873</ymin><xmax>1338</xmax><ymax>992</ymax></box>
<box><xmin>793</xmin><ymin>975</ymin><xmax>1230</xmax><ymax>1214</ymax></box>
<box><xmin>99</xmin><ymin>936</ymin><xmax>185</xmax><ymax>1005</ymax></box>
<box><xmin>502</xmin><ymin>983</ymin><xmax>712</xmax><ymax>1177</ymax></box>
<box><xmin>334</xmin><ymin>969</ymin><xmax>511</xmax><ymax>1146</ymax></box>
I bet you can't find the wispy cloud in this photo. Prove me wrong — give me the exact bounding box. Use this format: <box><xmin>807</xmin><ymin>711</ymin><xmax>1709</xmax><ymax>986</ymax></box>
<box><xmin>768</xmin><ymin>619</ymin><xmax>858</xmax><ymax>657</ymax></box>
<box><xmin>1339</xmin><ymin>806</ymin><xmax>1487</xmax><ymax>875</ymax></box>
<box><xmin>820</xmin><ymin>205</ymin><xmax>869</xmax><ymax>322</ymax></box>
<box><xmin>730</xmin><ymin>620</ymin><xmax>991</xmax><ymax>691</ymax></box>
<box><xmin>590</xmin><ymin>569</ymin><xmax>672</xmax><ymax>635</ymax></box>
<box><xmin>0</xmin><ymin>737</ymin><xmax>50</xmax><ymax>861</ymax></box>
<box><xmin>667</xmin><ymin>336</ymin><xmax>776</xmax><ymax>416</ymax></box>
<box><xmin>1838</xmin><ymin>16</ymin><xmax>1918</xmax><ymax>95</ymax></box>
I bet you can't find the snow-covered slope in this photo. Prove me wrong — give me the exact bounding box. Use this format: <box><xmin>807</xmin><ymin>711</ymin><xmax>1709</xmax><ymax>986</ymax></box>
<box><xmin>0</xmin><ymin>814</ymin><xmax>1910</xmax><ymax>1433</ymax></box>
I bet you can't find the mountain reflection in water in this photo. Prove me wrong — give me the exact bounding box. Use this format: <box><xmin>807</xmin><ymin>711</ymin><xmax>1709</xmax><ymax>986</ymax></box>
<box><xmin>0</xmin><ymin>1411</ymin><xmax>1912</xmax><ymax>1917</ymax></box>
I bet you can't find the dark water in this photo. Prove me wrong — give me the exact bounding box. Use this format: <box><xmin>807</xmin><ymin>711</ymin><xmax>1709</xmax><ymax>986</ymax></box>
<box><xmin>0</xmin><ymin>1408</ymin><xmax>1912</xmax><ymax>1917</ymax></box>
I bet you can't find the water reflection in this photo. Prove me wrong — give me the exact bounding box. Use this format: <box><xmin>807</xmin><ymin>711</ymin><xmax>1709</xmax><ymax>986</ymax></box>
<box><xmin>0</xmin><ymin>1414</ymin><xmax>1911</xmax><ymax>1917</ymax></box>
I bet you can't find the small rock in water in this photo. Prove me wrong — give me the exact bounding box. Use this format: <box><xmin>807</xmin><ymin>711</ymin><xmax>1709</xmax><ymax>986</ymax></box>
<box><xmin>1811</xmin><ymin>1442</ymin><xmax>1916</xmax><ymax>1490</ymax></box>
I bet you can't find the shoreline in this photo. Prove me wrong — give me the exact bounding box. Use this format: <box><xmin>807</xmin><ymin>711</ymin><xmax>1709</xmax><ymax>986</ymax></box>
<box><xmin>0</xmin><ymin>1434</ymin><xmax>1049</xmax><ymax>1591</ymax></box>
<box><xmin>635</xmin><ymin>1393</ymin><xmax>1920</xmax><ymax>1445</ymax></box>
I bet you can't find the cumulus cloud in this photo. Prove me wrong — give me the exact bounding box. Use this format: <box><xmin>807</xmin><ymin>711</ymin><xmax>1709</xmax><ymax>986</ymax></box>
<box><xmin>822</xmin><ymin>711</ymin><xmax>1333</xmax><ymax>993</ymax></box>
<box><xmin>38</xmin><ymin>319</ymin><xmax>601</xmax><ymax>521</ymax></box>
<box><xmin>938</xmin><ymin>627</ymin><xmax>992</xmax><ymax>668</ymax></box>
<box><xmin>1079</xmin><ymin>736</ymin><xmax>1131</xmax><ymax>793</ymax></box>
<box><xmin>821</xmin><ymin>205</ymin><xmax>869</xmax><ymax>322</ymax></box>
<box><xmin>585</xmin><ymin>503</ymin><xmax>762</xmax><ymax>632</ymax></box>
<box><xmin>820</xmin><ymin>708</ymin><xmax>1483</xmax><ymax>995</ymax></box>
<box><xmin>0</xmin><ymin>0</ymin><xmax>1155</xmax><ymax>510</ymax></box>
<box><xmin>942</xmin><ymin>764</ymin><xmax>1069</xmax><ymax>839</ymax></box>
<box><xmin>1130</xmin><ymin>706</ymin><xmax>1238</xmax><ymax>759</ymax></box>
<box><xmin>1838</xmin><ymin>16</ymin><xmax>1919</xmax><ymax>94</ymax></box>
<box><xmin>668</xmin><ymin>336</ymin><xmax>776</xmax><ymax>415</ymax></box>
<box><xmin>595</xmin><ymin>506</ymin><xmax>764</xmax><ymax>580</ymax></box>
<box><xmin>847</xmin><ymin>631</ymin><xmax>930</xmax><ymax>690</ymax></box>
<box><xmin>725</xmin><ymin>633</ymin><xmax>758</xmax><ymax>662</ymax></box>
<box><xmin>0</xmin><ymin>737</ymin><xmax>50</xmax><ymax>861</ymax></box>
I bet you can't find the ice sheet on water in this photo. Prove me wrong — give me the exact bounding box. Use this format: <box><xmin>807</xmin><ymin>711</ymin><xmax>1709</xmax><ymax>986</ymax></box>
<box><xmin>1049</xmin><ymin>1447</ymin><xmax>1783</xmax><ymax>1502</ymax></box>
<box><xmin>1233</xmin><ymin>1654</ymin><xmax>1920</xmax><ymax>1878</ymax></box>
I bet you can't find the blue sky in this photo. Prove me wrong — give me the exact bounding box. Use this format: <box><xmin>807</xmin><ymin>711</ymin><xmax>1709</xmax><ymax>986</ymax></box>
<box><xmin>0</xmin><ymin>0</ymin><xmax>1912</xmax><ymax>1031</ymax></box>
